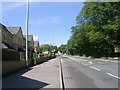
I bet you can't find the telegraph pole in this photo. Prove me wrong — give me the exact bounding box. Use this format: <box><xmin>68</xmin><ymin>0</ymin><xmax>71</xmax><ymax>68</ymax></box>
<box><xmin>26</xmin><ymin>0</ymin><xmax>29</xmax><ymax>67</ymax></box>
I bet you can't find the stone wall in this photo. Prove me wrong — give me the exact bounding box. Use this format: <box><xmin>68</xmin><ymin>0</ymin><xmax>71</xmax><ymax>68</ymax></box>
<box><xmin>2</xmin><ymin>56</ymin><xmax>51</xmax><ymax>76</ymax></box>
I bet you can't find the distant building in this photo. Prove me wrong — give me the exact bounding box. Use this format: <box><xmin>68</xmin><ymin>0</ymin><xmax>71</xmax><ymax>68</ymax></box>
<box><xmin>22</xmin><ymin>36</ymin><xmax>26</xmax><ymax>60</ymax></box>
<box><xmin>114</xmin><ymin>45</ymin><xmax>120</xmax><ymax>57</ymax></box>
<box><xmin>34</xmin><ymin>41</ymin><xmax>40</xmax><ymax>52</ymax></box>
<box><xmin>23</xmin><ymin>35</ymin><xmax>34</xmax><ymax>59</ymax></box>
<box><xmin>114</xmin><ymin>45</ymin><xmax>120</xmax><ymax>53</ymax></box>
<box><xmin>34</xmin><ymin>41</ymin><xmax>40</xmax><ymax>58</ymax></box>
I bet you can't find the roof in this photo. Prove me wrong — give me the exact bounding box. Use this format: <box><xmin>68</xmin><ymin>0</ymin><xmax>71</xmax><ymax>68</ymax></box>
<box><xmin>7</xmin><ymin>27</ymin><xmax>21</xmax><ymax>34</ymax></box>
<box><xmin>0</xmin><ymin>23</ymin><xmax>12</xmax><ymax>34</ymax></box>
<box><xmin>34</xmin><ymin>41</ymin><xmax>39</xmax><ymax>48</ymax></box>
<box><xmin>23</xmin><ymin>35</ymin><xmax>33</xmax><ymax>41</ymax></box>
<box><xmin>0</xmin><ymin>23</ymin><xmax>6</xmax><ymax>30</ymax></box>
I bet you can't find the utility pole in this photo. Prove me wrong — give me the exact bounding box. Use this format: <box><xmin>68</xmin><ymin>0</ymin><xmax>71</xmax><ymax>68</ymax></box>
<box><xmin>26</xmin><ymin>0</ymin><xmax>29</xmax><ymax>67</ymax></box>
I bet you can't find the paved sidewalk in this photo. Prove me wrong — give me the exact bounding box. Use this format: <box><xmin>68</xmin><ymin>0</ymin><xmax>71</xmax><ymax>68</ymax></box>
<box><xmin>2</xmin><ymin>57</ymin><xmax>61</xmax><ymax>89</ymax></box>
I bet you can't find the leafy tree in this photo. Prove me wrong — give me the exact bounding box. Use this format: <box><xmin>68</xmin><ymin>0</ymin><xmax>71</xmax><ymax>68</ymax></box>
<box><xmin>66</xmin><ymin>2</ymin><xmax>120</xmax><ymax>57</ymax></box>
<box><xmin>40</xmin><ymin>44</ymin><xmax>51</xmax><ymax>52</ymax></box>
<box><xmin>40</xmin><ymin>44</ymin><xmax>58</xmax><ymax>53</ymax></box>
<box><xmin>59</xmin><ymin>44</ymin><xmax>67</xmax><ymax>54</ymax></box>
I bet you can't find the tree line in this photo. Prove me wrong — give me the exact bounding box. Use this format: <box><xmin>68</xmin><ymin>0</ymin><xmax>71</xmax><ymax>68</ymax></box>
<box><xmin>59</xmin><ymin>2</ymin><xmax>120</xmax><ymax>58</ymax></box>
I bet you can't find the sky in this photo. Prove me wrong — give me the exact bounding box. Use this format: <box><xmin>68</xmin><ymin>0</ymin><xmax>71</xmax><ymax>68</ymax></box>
<box><xmin>2</xmin><ymin>2</ymin><xmax>84</xmax><ymax>47</ymax></box>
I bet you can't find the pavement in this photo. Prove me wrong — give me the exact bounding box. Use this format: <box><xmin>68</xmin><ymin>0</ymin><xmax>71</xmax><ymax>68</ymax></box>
<box><xmin>2</xmin><ymin>57</ymin><xmax>61</xmax><ymax>89</ymax></box>
<box><xmin>61</xmin><ymin>55</ymin><xmax>119</xmax><ymax>88</ymax></box>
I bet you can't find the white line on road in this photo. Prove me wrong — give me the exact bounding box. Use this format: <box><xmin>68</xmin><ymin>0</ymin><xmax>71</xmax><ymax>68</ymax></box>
<box><xmin>106</xmin><ymin>73</ymin><xmax>120</xmax><ymax>79</ymax></box>
<box><xmin>79</xmin><ymin>59</ymin><xmax>88</xmax><ymax>61</ymax></box>
<box><xmin>89</xmin><ymin>66</ymin><xmax>101</xmax><ymax>71</ymax></box>
<box><xmin>95</xmin><ymin>59</ymin><xmax>118</xmax><ymax>63</ymax></box>
<box><xmin>89</xmin><ymin>62</ymin><xmax>93</xmax><ymax>64</ymax></box>
<box><xmin>82</xmin><ymin>63</ymin><xmax>88</xmax><ymax>66</ymax></box>
<box><xmin>59</xmin><ymin>65</ymin><xmax>63</xmax><ymax>88</ymax></box>
<box><xmin>68</xmin><ymin>57</ymin><xmax>88</xmax><ymax>61</ymax></box>
<box><xmin>84</xmin><ymin>64</ymin><xmax>88</xmax><ymax>66</ymax></box>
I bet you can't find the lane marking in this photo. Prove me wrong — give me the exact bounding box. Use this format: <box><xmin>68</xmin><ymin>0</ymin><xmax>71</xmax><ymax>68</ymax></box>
<box><xmin>79</xmin><ymin>59</ymin><xmax>88</xmax><ymax>61</ymax></box>
<box><xmin>67</xmin><ymin>57</ymin><xmax>88</xmax><ymax>61</ymax></box>
<box><xmin>60</xmin><ymin>58</ymin><xmax>65</xmax><ymax>89</ymax></box>
<box><xmin>84</xmin><ymin>64</ymin><xmax>88</xmax><ymax>66</ymax></box>
<box><xmin>64</xmin><ymin>55</ymin><xmax>118</xmax><ymax>63</ymax></box>
<box><xmin>90</xmin><ymin>66</ymin><xmax>101</xmax><ymax>71</ymax></box>
<box><xmin>89</xmin><ymin>62</ymin><xmax>93</xmax><ymax>64</ymax></box>
<box><xmin>106</xmin><ymin>73</ymin><xmax>120</xmax><ymax>79</ymax></box>
<box><xmin>95</xmin><ymin>59</ymin><xmax>118</xmax><ymax>63</ymax></box>
<box><xmin>59</xmin><ymin>63</ymin><xmax>63</xmax><ymax>88</ymax></box>
<box><xmin>82</xmin><ymin>63</ymin><xmax>88</xmax><ymax>66</ymax></box>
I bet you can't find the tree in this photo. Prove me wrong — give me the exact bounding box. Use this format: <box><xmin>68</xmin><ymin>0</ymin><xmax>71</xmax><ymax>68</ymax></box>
<box><xmin>40</xmin><ymin>44</ymin><xmax>51</xmax><ymax>52</ymax></box>
<box><xmin>59</xmin><ymin>44</ymin><xmax>67</xmax><ymax>54</ymax></box>
<box><xmin>66</xmin><ymin>2</ymin><xmax>120</xmax><ymax>57</ymax></box>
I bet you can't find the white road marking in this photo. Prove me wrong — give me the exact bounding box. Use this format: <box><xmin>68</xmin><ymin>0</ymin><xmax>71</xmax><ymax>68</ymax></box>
<box><xmin>89</xmin><ymin>62</ymin><xmax>93</xmax><ymax>64</ymax></box>
<box><xmin>89</xmin><ymin>66</ymin><xmax>101</xmax><ymax>71</ymax></box>
<box><xmin>95</xmin><ymin>59</ymin><xmax>118</xmax><ymax>63</ymax></box>
<box><xmin>79</xmin><ymin>59</ymin><xmax>88</xmax><ymax>61</ymax></box>
<box><xmin>60</xmin><ymin>58</ymin><xmax>63</xmax><ymax>88</ymax></box>
<box><xmin>68</xmin><ymin>57</ymin><xmax>88</xmax><ymax>61</ymax></box>
<box><xmin>84</xmin><ymin>64</ymin><xmax>88</xmax><ymax>66</ymax></box>
<box><xmin>107</xmin><ymin>73</ymin><xmax>120</xmax><ymax>79</ymax></box>
<box><xmin>82</xmin><ymin>63</ymin><xmax>88</xmax><ymax>66</ymax></box>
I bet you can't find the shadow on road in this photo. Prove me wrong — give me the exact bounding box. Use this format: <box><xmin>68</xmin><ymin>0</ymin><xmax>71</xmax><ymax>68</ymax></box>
<box><xmin>2</xmin><ymin>67</ymin><xmax>49</xmax><ymax>89</ymax></box>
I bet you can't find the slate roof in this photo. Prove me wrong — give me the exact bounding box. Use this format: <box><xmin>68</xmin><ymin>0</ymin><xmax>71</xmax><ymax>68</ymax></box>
<box><xmin>0</xmin><ymin>23</ymin><xmax>12</xmax><ymax>34</ymax></box>
<box><xmin>0</xmin><ymin>23</ymin><xmax>6</xmax><ymax>30</ymax></box>
<box><xmin>23</xmin><ymin>35</ymin><xmax>33</xmax><ymax>41</ymax></box>
<box><xmin>34</xmin><ymin>41</ymin><xmax>39</xmax><ymax>48</ymax></box>
<box><xmin>7</xmin><ymin>27</ymin><xmax>21</xmax><ymax>34</ymax></box>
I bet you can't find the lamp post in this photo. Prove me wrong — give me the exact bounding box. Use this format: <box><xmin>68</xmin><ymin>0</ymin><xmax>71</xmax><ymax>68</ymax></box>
<box><xmin>26</xmin><ymin>0</ymin><xmax>29</xmax><ymax>67</ymax></box>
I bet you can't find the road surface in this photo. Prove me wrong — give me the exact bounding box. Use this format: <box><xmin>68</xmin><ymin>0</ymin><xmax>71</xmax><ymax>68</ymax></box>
<box><xmin>60</xmin><ymin>55</ymin><xmax>119</xmax><ymax>89</ymax></box>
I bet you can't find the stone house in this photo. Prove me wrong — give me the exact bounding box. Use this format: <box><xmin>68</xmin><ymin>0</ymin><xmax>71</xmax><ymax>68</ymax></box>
<box><xmin>0</xmin><ymin>23</ymin><xmax>20</xmax><ymax>60</ymax></box>
<box><xmin>34</xmin><ymin>41</ymin><xmax>40</xmax><ymax>58</ymax></box>
<box><xmin>0</xmin><ymin>23</ymin><xmax>13</xmax><ymax>49</ymax></box>
<box><xmin>7</xmin><ymin>26</ymin><xmax>25</xmax><ymax>60</ymax></box>
<box><xmin>34</xmin><ymin>41</ymin><xmax>40</xmax><ymax>52</ymax></box>
<box><xmin>23</xmin><ymin>35</ymin><xmax>34</xmax><ymax>59</ymax></box>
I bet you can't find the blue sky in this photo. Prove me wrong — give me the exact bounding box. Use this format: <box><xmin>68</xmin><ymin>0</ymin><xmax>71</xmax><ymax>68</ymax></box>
<box><xmin>2</xmin><ymin>2</ymin><xmax>84</xmax><ymax>47</ymax></box>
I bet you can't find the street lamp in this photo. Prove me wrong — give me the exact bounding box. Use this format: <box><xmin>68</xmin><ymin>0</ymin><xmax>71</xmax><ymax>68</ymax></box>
<box><xmin>26</xmin><ymin>0</ymin><xmax>29</xmax><ymax>67</ymax></box>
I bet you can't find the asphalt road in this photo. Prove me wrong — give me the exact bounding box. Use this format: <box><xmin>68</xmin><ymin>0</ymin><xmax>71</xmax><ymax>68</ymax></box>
<box><xmin>61</xmin><ymin>55</ymin><xmax>119</xmax><ymax>88</ymax></box>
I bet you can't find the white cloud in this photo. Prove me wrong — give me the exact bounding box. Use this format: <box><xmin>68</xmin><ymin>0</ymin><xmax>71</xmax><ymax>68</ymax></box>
<box><xmin>33</xmin><ymin>36</ymin><xmax>39</xmax><ymax>41</ymax></box>
<box><xmin>30</xmin><ymin>16</ymin><xmax>61</xmax><ymax>25</ymax></box>
<box><xmin>2</xmin><ymin>2</ymin><xmax>25</xmax><ymax>11</ymax></box>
